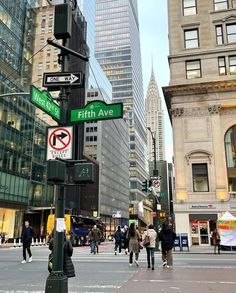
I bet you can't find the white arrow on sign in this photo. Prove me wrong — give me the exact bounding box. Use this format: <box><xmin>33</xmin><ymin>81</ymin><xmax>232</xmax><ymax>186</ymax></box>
<box><xmin>46</xmin><ymin>74</ymin><xmax>79</xmax><ymax>84</ymax></box>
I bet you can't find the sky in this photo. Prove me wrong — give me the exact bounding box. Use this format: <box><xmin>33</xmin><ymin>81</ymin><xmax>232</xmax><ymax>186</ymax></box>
<box><xmin>137</xmin><ymin>0</ymin><xmax>173</xmax><ymax>163</ymax></box>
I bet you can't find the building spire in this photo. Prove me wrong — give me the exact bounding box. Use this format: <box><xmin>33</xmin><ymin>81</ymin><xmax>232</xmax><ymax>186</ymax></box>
<box><xmin>151</xmin><ymin>54</ymin><xmax>154</xmax><ymax>75</ymax></box>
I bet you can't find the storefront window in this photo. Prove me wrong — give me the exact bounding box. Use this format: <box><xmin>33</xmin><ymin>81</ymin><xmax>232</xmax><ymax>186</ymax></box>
<box><xmin>191</xmin><ymin>221</ymin><xmax>199</xmax><ymax>234</ymax></box>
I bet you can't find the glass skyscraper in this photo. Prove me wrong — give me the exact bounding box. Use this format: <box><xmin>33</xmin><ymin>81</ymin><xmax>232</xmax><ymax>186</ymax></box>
<box><xmin>0</xmin><ymin>0</ymin><xmax>53</xmax><ymax>238</ymax></box>
<box><xmin>95</xmin><ymin>0</ymin><xmax>148</xmax><ymax>203</ymax></box>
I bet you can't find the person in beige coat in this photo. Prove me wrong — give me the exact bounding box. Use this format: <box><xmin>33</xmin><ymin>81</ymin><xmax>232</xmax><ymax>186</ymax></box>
<box><xmin>127</xmin><ymin>223</ymin><xmax>141</xmax><ymax>266</ymax></box>
<box><xmin>143</xmin><ymin>224</ymin><xmax>157</xmax><ymax>270</ymax></box>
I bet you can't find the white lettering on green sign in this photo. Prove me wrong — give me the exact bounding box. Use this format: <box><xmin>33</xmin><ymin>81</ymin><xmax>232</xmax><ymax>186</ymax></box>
<box><xmin>31</xmin><ymin>86</ymin><xmax>61</xmax><ymax>121</ymax></box>
<box><xmin>70</xmin><ymin>101</ymin><xmax>123</xmax><ymax>123</ymax></box>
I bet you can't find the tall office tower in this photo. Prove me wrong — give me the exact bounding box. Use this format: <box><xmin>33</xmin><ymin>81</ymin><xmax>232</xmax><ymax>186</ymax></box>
<box><xmin>84</xmin><ymin>89</ymin><xmax>130</xmax><ymax>232</ymax></box>
<box><xmin>95</xmin><ymin>0</ymin><xmax>148</xmax><ymax>206</ymax></box>
<box><xmin>163</xmin><ymin>0</ymin><xmax>236</xmax><ymax>246</ymax></box>
<box><xmin>146</xmin><ymin>67</ymin><xmax>166</xmax><ymax>162</ymax></box>
<box><xmin>0</xmin><ymin>0</ymin><xmax>53</xmax><ymax>239</ymax></box>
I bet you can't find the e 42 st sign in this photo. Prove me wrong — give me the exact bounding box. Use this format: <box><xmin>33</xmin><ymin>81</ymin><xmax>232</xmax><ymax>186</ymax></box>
<box><xmin>30</xmin><ymin>85</ymin><xmax>61</xmax><ymax>122</ymax></box>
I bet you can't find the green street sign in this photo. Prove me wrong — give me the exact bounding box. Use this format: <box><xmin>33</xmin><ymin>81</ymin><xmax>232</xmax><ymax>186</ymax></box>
<box><xmin>159</xmin><ymin>192</ymin><xmax>166</xmax><ymax>197</ymax></box>
<box><xmin>70</xmin><ymin>100</ymin><xmax>123</xmax><ymax>123</ymax></box>
<box><xmin>30</xmin><ymin>85</ymin><xmax>61</xmax><ymax>122</ymax></box>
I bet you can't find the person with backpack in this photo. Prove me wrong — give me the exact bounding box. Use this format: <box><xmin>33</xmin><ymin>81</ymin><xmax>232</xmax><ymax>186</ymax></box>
<box><xmin>114</xmin><ymin>226</ymin><xmax>124</xmax><ymax>255</ymax></box>
<box><xmin>142</xmin><ymin>224</ymin><xmax>157</xmax><ymax>270</ymax></box>
<box><xmin>159</xmin><ymin>222</ymin><xmax>176</xmax><ymax>269</ymax></box>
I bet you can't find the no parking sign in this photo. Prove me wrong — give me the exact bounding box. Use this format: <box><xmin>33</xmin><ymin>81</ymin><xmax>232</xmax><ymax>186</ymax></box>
<box><xmin>46</xmin><ymin>126</ymin><xmax>73</xmax><ymax>160</ymax></box>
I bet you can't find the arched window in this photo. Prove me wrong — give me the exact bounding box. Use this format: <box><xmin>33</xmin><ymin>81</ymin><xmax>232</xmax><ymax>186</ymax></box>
<box><xmin>225</xmin><ymin>125</ymin><xmax>236</xmax><ymax>192</ymax></box>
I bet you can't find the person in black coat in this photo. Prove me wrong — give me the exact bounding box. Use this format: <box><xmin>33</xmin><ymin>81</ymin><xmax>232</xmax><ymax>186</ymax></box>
<box><xmin>114</xmin><ymin>226</ymin><xmax>123</xmax><ymax>255</ymax></box>
<box><xmin>21</xmin><ymin>220</ymin><xmax>34</xmax><ymax>264</ymax></box>
<box><xmin>159</xmin><ymin>222</ymin><xmax>176</xmax><ymax>268</ymax></box>
<box><xmin>49</xmin><ymin>235</ymin><xmax>75</xmax><ymax>278</ymax></box>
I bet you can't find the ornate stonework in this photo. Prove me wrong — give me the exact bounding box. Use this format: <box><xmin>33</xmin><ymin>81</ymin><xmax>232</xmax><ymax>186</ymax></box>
<box><xmin>208</xmin><ymin>105</ymin><xmax>222</xmax><ymax>114</ymax></box>
<box><xmin>170</xmin><ymin>108</ymin><xmax>184</xmax><ymax>117</ymax></box>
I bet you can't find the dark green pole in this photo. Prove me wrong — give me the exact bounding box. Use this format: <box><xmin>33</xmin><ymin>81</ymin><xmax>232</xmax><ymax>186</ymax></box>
<box><xmin>45</xmin><ymin>186</ymin><xmax>67</xmax><ymax>292</ymax></box>
<box><xmin>45</xmin><ymin>18</ymin><xmax>70</xmax><ymax>293</ymax></box>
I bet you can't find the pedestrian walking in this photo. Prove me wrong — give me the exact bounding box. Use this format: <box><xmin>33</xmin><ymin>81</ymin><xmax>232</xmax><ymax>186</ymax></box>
<box><xmin>143</xmin><ymin>224</ymin><xmax>157</xmax><ymax>270</ymax></box>
<box><xmin>159</xmin><ymin>222</ymin><xmax>176</xmax><ymax>269</ymax></box>
<box><xmin>21</xmin><ymin>220</ymin><xmax>34</xmax><ymax>264</ymax></box>
<box><xmin>212</xmin><ymin>229</ymin><xmax>221</xmax><ymax>254</ymax></box>
<box><xmin>89</xmin><ymin>225</ymin><xmax>101</xmax><ymax>254</ymax></box>
<box><xmin>122</xmin><ymin>225</ymin><xmax>129</xmax><ymax>254</ymax></box>
<box><xmin>127</xmin><ymin>223</ymin><xmax>141</xmax><ymax>266</ymax></box>
<box><xmin>49</xmin><ymin>235</ymin><xmax>75</xmax><ymax>278</ymax></box>
<box><xmin>114</xmin><ymin>226</ymin><xmax>123</xmax><ymax>255</ymax></box>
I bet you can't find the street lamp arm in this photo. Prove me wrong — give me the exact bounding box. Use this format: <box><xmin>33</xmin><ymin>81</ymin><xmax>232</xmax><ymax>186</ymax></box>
<box><xmin>0</xmin><ymin>92</ymin><xmax>30</xmax><ymax>98</ymax></box>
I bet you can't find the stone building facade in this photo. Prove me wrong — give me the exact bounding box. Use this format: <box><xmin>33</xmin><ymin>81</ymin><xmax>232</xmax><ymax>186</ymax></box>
<box><xmin>163</xmin><ymin>0</ymin><xmax>236</xmax><ymax>246</ymax></box>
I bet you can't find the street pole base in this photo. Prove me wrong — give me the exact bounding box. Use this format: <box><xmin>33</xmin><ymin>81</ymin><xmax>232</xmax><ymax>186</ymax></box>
<box><xmin>45</xmin><ymin>271</ymin><xmax>68</xmax><ymax>293</ymax></box>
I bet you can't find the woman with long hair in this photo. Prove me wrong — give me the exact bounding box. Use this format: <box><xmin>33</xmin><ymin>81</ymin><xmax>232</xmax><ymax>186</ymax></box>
<box><xmin>127</xmin><ymin>223</ymin><xmax>141</xmax><ymax>266</ymax></box>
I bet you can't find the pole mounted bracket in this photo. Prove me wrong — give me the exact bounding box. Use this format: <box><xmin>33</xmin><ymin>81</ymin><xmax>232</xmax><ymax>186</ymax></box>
<box><xmin>47</xmin><ymin>38</ymin><xmax>89</xmax><ymax>62</ymax></box>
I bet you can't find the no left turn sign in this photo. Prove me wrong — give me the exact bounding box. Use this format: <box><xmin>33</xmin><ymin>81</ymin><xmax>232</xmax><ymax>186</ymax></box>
<box><xmin>46</xmin><ymin>126</ymin><xmax>73</xmax><ymax>160</ymax></box>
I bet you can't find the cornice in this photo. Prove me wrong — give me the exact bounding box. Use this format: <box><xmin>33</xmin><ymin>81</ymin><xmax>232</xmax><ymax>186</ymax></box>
<box><xmin>162</xmin><ymin>79</ymin><xmax>236</xmax><ymax>122</ymax></box>
<box><xmin>163</xmin><ymin>79</ymin><xmax>236</xmax><ymax>99</ymax></box>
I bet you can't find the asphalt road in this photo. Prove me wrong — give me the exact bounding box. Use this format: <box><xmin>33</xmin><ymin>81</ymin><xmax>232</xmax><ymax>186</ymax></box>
<box><xmin>0</xmin><ymin>243</ymin><xmax>236</xmax><ymax>293</ymax></box>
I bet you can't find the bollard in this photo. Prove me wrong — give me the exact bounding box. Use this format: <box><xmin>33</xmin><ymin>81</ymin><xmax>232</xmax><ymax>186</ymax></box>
<box><xmin>43</xmin><ymin>238</ymin><xmax>46</xmax><ymax>245</ymax></box>
<box><xmin>18</xmin><ymin>238</ymin><xmax>22</xmax><ymax>247</ymax></box>
<box><xmin>39</xmin><ymin>238</ymin><xmax>42</xmax><ymax>246</ymax></box>
<box><xmin>36</xmin><ymin>238</ymin><xmax>38</xmax><ymax>246</ymax></box>
<box><xmin>14</xmin><ymin>238</ymin><xmax>16</xmax><ymax>247</ymax></box>
<box><xmin>0</xmin><ymin>237</ymin><xmax>2</xmax><ymax>246</ymax></box>
<box><xmin>32</xmin><ymin>238</ymin><xmax>34</xmax><ymax>246</ymax></box>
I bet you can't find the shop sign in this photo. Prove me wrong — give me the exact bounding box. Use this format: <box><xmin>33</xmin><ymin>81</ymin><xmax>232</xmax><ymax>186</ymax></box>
<box><xmin>189</xmin><ymin>204</ymin><xmax>216</xmax><ymax>209</ymax></box>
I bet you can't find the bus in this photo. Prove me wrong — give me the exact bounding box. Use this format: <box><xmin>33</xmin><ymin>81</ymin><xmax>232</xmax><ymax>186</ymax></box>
<box><xmin>46</xmin><ymin>214</ymin><xmax>105</xmax><ymax>246</ymax></box>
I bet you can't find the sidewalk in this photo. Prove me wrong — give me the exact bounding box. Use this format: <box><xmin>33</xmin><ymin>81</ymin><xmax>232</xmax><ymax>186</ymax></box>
<box><xmin>1</xmin><ymin>240</ymin><xmax>236</xmax><ymax>254</ymax></box>
<box><xmin>173</xmin><ymin>245</ymin><xmax>236</xmax><ymax>254</ymax></box>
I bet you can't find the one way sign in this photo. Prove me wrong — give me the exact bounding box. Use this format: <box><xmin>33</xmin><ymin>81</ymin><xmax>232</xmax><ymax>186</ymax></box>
<box><xmin>46</xmin><ymin>126</ymin><xmax>73</xmax><ymax>160</ymax></box>
<box><xmin>43</xmin><ymin>72</ymin><xmax>83</xmax><ymax>89</ymax></box>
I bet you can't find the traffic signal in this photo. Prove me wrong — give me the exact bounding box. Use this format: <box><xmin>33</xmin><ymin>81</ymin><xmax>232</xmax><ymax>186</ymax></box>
<box><xmin>148</xmin><ymin>180</ymin><xmax>152</xmax><ymax>192</ymax></box>
<box><xmin>141</xmin><ymin>180</ymin><xmax>148</xmax><ymax>192</ymax></box>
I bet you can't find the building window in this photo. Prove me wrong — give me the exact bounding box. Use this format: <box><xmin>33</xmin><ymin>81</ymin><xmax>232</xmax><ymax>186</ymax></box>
<box><xmin>214</xmin><ymin>0</ymin><xmax>229</xmax><ymax>11</ymax></box>
<box><xmin>229</xmin><ymin>56</ymin><xmax>236</xmax><ymax>74</ymax></box>
<box><xmin>226</xmin><ymin>23</ymin><xmax>236</xmax><ymax>43</ymax></box>
<box><xmin>192</xmin><ymin>163</ymin><xmax>209</xmax><ymax>192</ymax></box>
<box><xmin>216</xmin><ymin>25</ymin><xmax>224</xmax><ymax>45</ymax></box>
<box><xmin>38</xmin><ymin>62</ymin><xmax>43</xmax><ymax>70</ymax></box>
<box><xmin>184</xmin><ymin>29</ymin><xmax>199</xmax><ymax>48</ymax></box>
<box><xmin>218</xmin><ymin>57</ymin><xmax>226</xmax><ymax>75</ymax></box>
<box><xmin>183</xmin><ymin>0</ymin><xmax>197</xmax><ymax>16</ymax></box>
<box><xmin>186</xmin><ymin>60</ymin><xmax>201</xmax><ymax>79</ymax></box>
